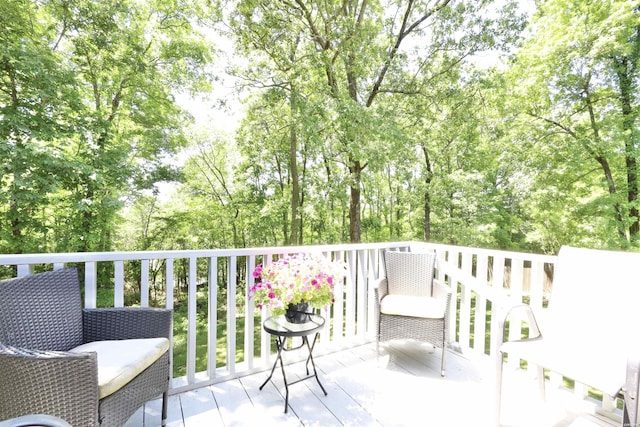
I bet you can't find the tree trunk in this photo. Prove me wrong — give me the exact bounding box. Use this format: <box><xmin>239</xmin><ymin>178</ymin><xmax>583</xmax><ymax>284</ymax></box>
<box><xmin>584</xmin><ymin>87</ymin><xmax>628</xmax><ymax>240</ymax></box>
<box><xmin>289</xmin><ymin>87</ymin><xmax>301</xmax><ymax>245</ymax></box>
<box><xmin>10</xmin><ymin>200</ymin><xmax>22</xmax><ymax>254</ymax></box>
<box><xmin>424</xmin><ymin>190</ymin><xmax>432</xmax><ymax>241</ymax></box>
<box><xmin>349</xmin><ymin>160</ymin><xmax>363</xmax><ymax>243</ymax></box>
<box><xmin>613</xmin><ymin>54</ymin><xmax>639</xmax><ymax>240</ymax></box>
<box><xmin>421</xmin><ymin>145</ymin><xmax>433</xmax><ymax>241</ymax></box>
<box><xmin>81</xmin><ymin>187</ymin><xmax>94</xmax><ymax>252</ymax></box>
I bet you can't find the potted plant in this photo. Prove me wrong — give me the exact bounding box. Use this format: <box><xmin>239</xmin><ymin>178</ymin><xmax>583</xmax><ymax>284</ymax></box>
<box><xmin>249</xmin><ymin>253</ymin><xmax>346</xmax><ymax>323</ymax></box>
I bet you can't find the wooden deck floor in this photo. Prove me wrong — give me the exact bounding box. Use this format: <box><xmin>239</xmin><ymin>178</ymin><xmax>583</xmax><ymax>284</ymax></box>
<box><xmin>124</xmin><ymin>341</ymin><xmax>620</xmax><ymax>427</ymax></box>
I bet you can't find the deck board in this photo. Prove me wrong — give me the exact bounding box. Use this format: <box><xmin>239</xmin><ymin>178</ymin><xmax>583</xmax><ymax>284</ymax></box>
<box><xmin>179</xmin><ymin>388</ymin><xmax>219</xmax><ymax>426</ymax></box>
<box><xmin>125</xmin><ymin>341</ymin><xmax>619</xmax><ymax>427</ymax></box>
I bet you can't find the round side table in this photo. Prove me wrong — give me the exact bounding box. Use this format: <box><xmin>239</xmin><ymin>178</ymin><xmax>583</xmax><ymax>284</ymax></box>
<box><xmin>260</xmin><ymin>314</ymin><xmax>327</xmax><ymax>413</ymax></box>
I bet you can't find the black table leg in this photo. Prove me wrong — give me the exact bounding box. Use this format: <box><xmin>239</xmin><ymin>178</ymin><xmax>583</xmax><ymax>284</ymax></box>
<box><xmin>259</xmin><ymin>332</ymin><xmax>327</xmax><ymax>413</ymax></box>
<box><xmin>304</xmin><ymin>333</ymin><xmax>327</xmax><ymax>396</ymax></box>
<box><xmin>260</xmin><ymin>336</ymin><xmax>285</xmax><ymax>390</ymax></box>
<box><xmin>276</xmin><ymin>337</ymin><xmax>291</xmax><ymax>413</ymax></box>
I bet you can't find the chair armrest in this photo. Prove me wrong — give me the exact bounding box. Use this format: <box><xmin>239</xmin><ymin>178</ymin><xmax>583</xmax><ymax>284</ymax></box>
<box><xmin>83</xmin><ymin>307</ymin><xmax>172</xmax><ymax>342</ymax></box>
<box><xmin>0</xmin><ymin>342</ymin><xmax>98</xmax><ymax>426</ymax></box>
<box><xmin>0</xmin><ymin>414</ymin><xmax>72</xmax><ymax>427</ymax></box>
<box><xmin>432</xmin><ymin>279</ymin><xmax>451</xmax><ymax>300</ymax></box>
<box><xmin>373</xmin><ymin>277</ymin><xmax>388</xmax><ymax>304</ymax></box>
<box><xmin>432</xmin><ymin>279</ymin><xmax>452</xmax><ymax>318</ymax></box>
<box><xmin>498</xmin><ymin>304</ymin><xmax>542</xmax><ymax>345</ymax></box>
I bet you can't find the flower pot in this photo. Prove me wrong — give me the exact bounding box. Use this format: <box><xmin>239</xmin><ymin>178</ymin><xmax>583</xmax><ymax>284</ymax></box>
<box><xmin>285</xmin><ymin>302</ymin><xmax>311</xmax><ymax>324</ymax></box>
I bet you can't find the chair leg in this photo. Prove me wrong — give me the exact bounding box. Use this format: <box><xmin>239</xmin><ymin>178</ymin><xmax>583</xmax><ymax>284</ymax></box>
<box><xmin>623</xmin><ymin>400</ymin><xmax>637</xmax><ymax>427</ymax></box>
<box><xmin>624</xmin><ymin>356</ymin><xmax>640</xmax><ymax>427</ymax></box>
<box><xmin>376</xmin><ymin>313</ymin><xmax>382</xmax><ymax>355</ymax></box>
<box><xmin>624</xmin><ymin>387</ymin><xmax>639</xmax><ymax>427</ymax></box>
<box><xmin>161</xmin><ymin>391</ymin><xmax>168</xmax><ymax>426</ymax></box>
<box><xmin>440</xmin><ymin>325</ymin><xmax>446</xmax><ymax>376</ymax></box>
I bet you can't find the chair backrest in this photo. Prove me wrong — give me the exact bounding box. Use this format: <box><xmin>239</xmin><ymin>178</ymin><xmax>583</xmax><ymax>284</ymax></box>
<box><xmin>0</xmin><ymin>268</ymin><xmax>83</xmax><ymax>351</ymax></box>
<box><xmin>384</xmin><ymin>251</ymin><xmax>435</xmax><ymax>297</ymax></box>
<box><xmin>545</xmin><ymin>246</ymin><xmax>640</xmax><ymax>348</ymax></box>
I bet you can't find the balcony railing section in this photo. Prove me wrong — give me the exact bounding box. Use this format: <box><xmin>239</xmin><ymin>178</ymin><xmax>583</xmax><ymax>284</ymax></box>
<box><xmin>5</xmin><ymin>242</ymin><xmax>614</xmax><ymax>411</ymax></box>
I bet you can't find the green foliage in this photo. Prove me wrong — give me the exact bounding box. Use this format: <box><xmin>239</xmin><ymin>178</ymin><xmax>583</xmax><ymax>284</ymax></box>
<box><xmin>1</xmin><ymin>0</ymin><xmax>215</xmax><ymax>257</ymax></box>
<box><xmin>500</xmin><ymin>0</ymin><xmax>640</xmax><ymax>251</ymax></box>
<box><xmin>3</xmin><ymin>0</ymin><xmax>640</xmax><ymax>259</ymax></box>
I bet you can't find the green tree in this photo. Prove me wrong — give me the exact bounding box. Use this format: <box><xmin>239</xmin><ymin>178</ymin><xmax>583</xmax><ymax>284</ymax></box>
<box><xmin>506</xmin><ymin>0</ymin><xmax>640</xmax><ymax>249</ymax></box>
<box><xmin>1</xmin><ymin>0</ymin><xmax>215</xmax><ymax>255</ymax></box>
<box><xmin>57</xmin><ymin>0</ymin><xmax>213</xmax><ymax>252</ymax></box>
<box><xmin>0</xmin><ymin>0</ymin><xmax>82</xmax><ymax>253</ymax></box>
<box><xmin>229</xmin><ymin>0</ymin><xmax>525</xmax><ymax>244</ymax></box>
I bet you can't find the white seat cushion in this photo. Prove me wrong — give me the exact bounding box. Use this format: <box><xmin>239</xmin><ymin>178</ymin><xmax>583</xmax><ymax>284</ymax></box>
<box><xmin>380</xmin><ymin>294</ymin><xmax>446</xmax><ymax>319</ymax></box>
<box><xmin>70</xmin><ymin>337</ymin><xmax>169</xmax><ymax>399</ymax></box>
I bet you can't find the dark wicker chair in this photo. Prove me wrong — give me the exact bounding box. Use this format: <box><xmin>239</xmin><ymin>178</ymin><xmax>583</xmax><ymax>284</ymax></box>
<box><xmin>0</xmin><ymin>268</ymin><xmax>172</xmax><ymax>427</ymax></box>
<box><xmin>374</xmin><ymin>251</ymin><xmax>452</xmax><ymax>376</ymax></box>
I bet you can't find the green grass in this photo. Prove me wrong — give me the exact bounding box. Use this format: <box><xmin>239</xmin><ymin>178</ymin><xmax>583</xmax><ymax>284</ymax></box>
<box><xmin>171</xmin><ymin>289</ymin><xmax>265</xmax><ymax>377</ymax></box>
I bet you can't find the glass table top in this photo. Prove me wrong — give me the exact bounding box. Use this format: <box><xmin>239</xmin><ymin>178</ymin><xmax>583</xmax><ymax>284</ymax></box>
<box><xmin>263</xmin><ymin>314</ymin><xmax>325</xmax><ymax>337</ymax></box>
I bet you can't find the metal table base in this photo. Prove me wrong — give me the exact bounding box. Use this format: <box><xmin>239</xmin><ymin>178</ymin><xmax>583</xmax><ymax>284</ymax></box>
<box><xmin>259</xmin><ymin>315</ymin><xmax>327</xmax><ymax>413</ymax></box>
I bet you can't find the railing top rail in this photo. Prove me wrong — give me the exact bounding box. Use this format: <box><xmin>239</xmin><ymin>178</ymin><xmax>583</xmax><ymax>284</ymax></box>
<box><xmin>424</xmin><ymin>242</ymin><xmax>557</xmax><ymax>263</ymax></box>
<box><xmin>0</xmin><ymin>241</ymin><xmax>414</xmax><ymax>266</ymax></box>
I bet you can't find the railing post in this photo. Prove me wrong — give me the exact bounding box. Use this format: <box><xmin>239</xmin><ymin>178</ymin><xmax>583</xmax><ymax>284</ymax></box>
<box><xmin>245</xmin><ymin>255</ymin><xmax>256</xmax><ymax>370</ymax></box>
<box><xmin>332</xmin><ymin>251</ymin><xmax>345</xmax><ymax>342</ymax></box>
<box><xmin>17</xmin><ymin>264</ymin><xmax>32</xmax><ymax>277</ymax></box>
<box><xmin>474</xmin><ymin>254</ymin><xmax>489</xmax><ymax>355</ymax></box>
<box><xmin>140</xmin><ymin>259</ymin><xmax>150</xmax><ymax>307</ymax></box>
<box><xmin>114</xmin><ymin>261</ymin><xmax>125</xmax><ymax>308</ymax></box>
<box><xmin>227</xmin><ymin>256</ymin><xmax>237</xmax><ymax>375</ymax></box>
<box><xmin>84</xmin><ymin>261</ymin><xmax>97</xmax><ymax>309</ymax></box>
<box><xmin>165</xmin><ymin>258</ymin><xmax>175</xmax><ymax>382</ymax></box>
<box><xmin>345</xmin><ymin>250</ymin><xmax>357</xmax><ymax>338</ymax></box>
<box><xmin>356</xmin><ymin>249</ymin><xmax>367</xmax><ymax>339</ymax></box>
<box><xmin>207</xmin><ymin>256</ymin><xmax>218</xmax><ymax>379</ymax></box>
<box><xmin>489</xmin><ymin>255</ymin><xmax>505</xmax><ymax>359</ymax></box>
<box><xmin>458</xmin><ymin>251</ymin><xmax>472</xmax><ymax>350</ymax></box>
<box><xmin>365</xmin><ymin>248</ymin><xmax>379</xmax><ymax>339</ymax></box>
<box><xmin>446</xmin><ymin>249</ymin><xmax>459</xmax><ymax>346</ymax></box>
<box><xmin>187</xmin><ymin>257</ymin><xmax>197</xmax><ymax>384</ymax></box>
<box><xmin>261</xmin><ymin>254</ymin><xmax>273</xmax><ymax>365</ymax></box>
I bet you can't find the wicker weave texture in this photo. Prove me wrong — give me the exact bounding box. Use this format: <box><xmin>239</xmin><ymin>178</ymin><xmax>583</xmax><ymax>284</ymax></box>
<box><xmin>0</xmin><ymin>268</ymin><xmax>83</xmax><ymax>351</ymax></box>
<box><xmin>98</xmin><ymin>352</ymin><xmax>170</xmax><ymax>427</ymax></box>
<box><xmin>84</xmin><ymin>308</ymin><xmax>172</xmax><ymax>342</ymax></box>
<box><xmin>377</xmin><ymin>282</ymin><xmax>451</xmax><ymax>347</ymax></box>
<box><xmin>0</xmin><ymin>268</ymin><xmax>172</xmax><ymax>426</ymax></box>
<box><xmin>0</xmin><ymin>342</ymin><xmax>99</xmax><ymax>425</ymax></box>
<box><xmin>376</xmin><ymin>251</ymin><xmax>451</xmax><ymax>375</ymax></box>
<box><xmin>384</xmin><ymin>251</ymin><xmax>435</xmax><ymax>297</ymax></box>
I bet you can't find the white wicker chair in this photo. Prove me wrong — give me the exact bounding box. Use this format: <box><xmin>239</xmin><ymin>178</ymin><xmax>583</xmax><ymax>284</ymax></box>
<box><xmin>496</xmin><ymin>246</ymin><xmax>640</xmax><ymax>426</ymax></box>
<box><xmin>374</xmin><ymin>251</ymin><xmax>452</xmax><ymax>376</ymax></box>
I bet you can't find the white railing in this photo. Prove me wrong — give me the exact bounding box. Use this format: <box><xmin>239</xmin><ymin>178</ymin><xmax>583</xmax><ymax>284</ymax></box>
<box><xmin>6</xmin><ymin>241</ymin><xmax>615</xmax><ymax>411</ymax></box>
<box><xmin>0</xmin><ymin>242</ymin><xmax>409</xmax><ymax>393</ymax></box>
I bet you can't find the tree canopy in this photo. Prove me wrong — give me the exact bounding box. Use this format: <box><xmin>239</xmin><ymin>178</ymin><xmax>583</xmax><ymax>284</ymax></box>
<box><xmin>2</xmin><ymin>0</ymin><xmax>639</xmax><ymax>256</ymax></box>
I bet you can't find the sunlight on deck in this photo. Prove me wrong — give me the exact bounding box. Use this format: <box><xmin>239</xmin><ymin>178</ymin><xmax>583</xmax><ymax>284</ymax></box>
<box><xmin>125</xmin><ymin>341</ymin><xmax>619</xmax><ymax>427</ymax></box>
